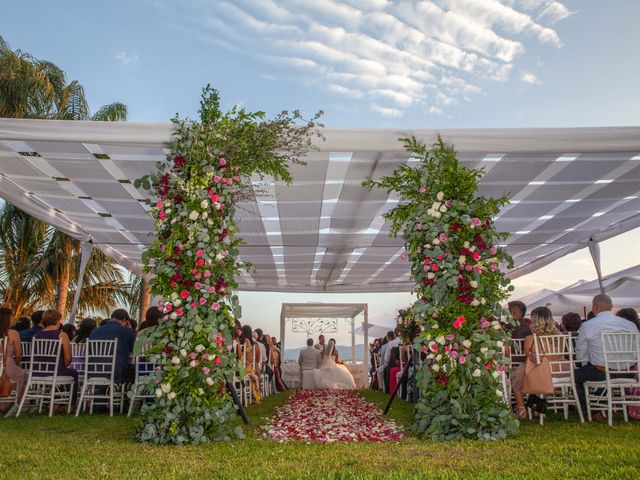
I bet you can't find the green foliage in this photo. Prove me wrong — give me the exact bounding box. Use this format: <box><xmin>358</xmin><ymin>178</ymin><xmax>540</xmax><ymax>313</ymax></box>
<box><xmin>364</xmin><ymin>136</ymin><xmax>518</xmax><ymax>440</ymax></box>
<box><xmin>134</xmin><ymin>85</ymin><xmax>321</xmax><ymax>444</ymax></box>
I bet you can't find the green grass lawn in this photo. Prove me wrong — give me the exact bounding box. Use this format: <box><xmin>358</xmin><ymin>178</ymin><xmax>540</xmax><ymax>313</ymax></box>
<box><xmin>1</xmin><ymin>390</ymin><xmax>639</xmax><ymax>480</ymax></box>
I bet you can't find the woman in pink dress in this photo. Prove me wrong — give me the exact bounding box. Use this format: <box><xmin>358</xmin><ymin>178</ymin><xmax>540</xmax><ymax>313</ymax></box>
<box><xmin>0</xmin><ymin>307</ymin><xmax>28</xmax><ymax>411</ymax></box>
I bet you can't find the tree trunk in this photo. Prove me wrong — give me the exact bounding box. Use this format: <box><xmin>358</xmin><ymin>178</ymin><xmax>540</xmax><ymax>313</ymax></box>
<box><xmin>55</xmin><ymin>241</ymin><xmax>73</xmax><ymax>317</ymax></box>
<box><xmin>139</xmin><ymin>278</ymin><xmax>151</xmax><ymax>322</ymax></box>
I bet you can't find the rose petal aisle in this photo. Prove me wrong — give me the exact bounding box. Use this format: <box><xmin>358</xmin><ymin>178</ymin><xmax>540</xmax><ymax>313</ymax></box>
<box><xmin>262</xmin><ymin>390</ymin><xmax>404</xmax><ymax>443</ymax></box>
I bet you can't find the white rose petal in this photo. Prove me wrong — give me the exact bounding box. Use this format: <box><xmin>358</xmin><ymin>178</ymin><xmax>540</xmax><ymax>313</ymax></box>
<box><xmin>170</xmin><ymin>312</ymin><xmax>177</xmax><ymax>320</ymax></box>
<box><xmin>215</xmin><ymin>253</ymin><xmax>225</xmax><ymax>261</ymax></box>
<box><xmin>167</xmin><ymin>392</ymin><xmax>176</xmax><ymax>400</ymax></box>
<box><xmin>436</xmin><ymin>191</ymin><xmax>444</xmax><ymax>201</ymax></box>
<box><xmin>496</xmin><ymin>389</ymin><xmax>503</xmax><ymax>397</ymax></box>
<box><xmin>198</xmin><ymin>388</ymin><xmax>204</xmax><ymax>395</ymax></box>
<box><xmin>463</xmin><ymin>241</ymin><xmax>470</xmax><ymax>248</ymax></box>
<box><xmin>432</xmin><ymin>364</ymin><xmax>440</xmax><ymax>372</ymax></box>
<box><xmin>200</xmin><ymin>200</ymin><xmax>209</xmax><ymax>209</ymax></box>
<box><xmin>155</xmin><ymin>388</ymin><xmax>163</xmax><ymax>398</ymax></box>
<box><xmin>189</xmin><ymin>211</ymin><xmax>199</xmax><ymax>220</ymax></box>
<box><xmin>173</xmin><ymin>299</ymin><xmax>182</xmax><ymax>307</ymax></box>
<box><xmin>206</xmin><ymin>377</ymin><xmax>214</xmax><ymax>386</ymax></box>
<box><xmin>481</xmin><ymin>347</ymin><xmax>488</xmax><ymax>354</ymax></box>
<box><xmin>471</xmin><ymin>299</ymin><xmax>480</xmax><ymax>307</ymax></box>
<box><xmin>462</xmin><ymin>340</ymin><xmax>472</xmax><ymax>349</ymax></box>
<box><xmin>427</xmin><ymin>272</ymin><xmax>435</xmax><ymax>279</ymax></box>
<box><xmin>434</xmin><ymin>211</ymin><xmax>442</xmax><ymax>219</ymax></box>
<box><xmin>189</xmin><ymin>360</ymin><xmax>197</xmax><ymax>367</ymax></box>
<box><xmin>472</xmin><ymin>369</ymin><xmax>481</xmax><ymax>378</ymax></box>
<box><xmin>469</xmin><ymin>246</ymin><xmax>476</xmax><ymax>252</ymax></box>
<box><xmin>180</xmin><ymin>349</ymin><xmax>187</xmax><ymax>357</ymax></box>
<box><xmin>433</xmin><ymin>238</ymin><xmax>440</xmax><ymax>245</ymax></box>
<box><xmin>470</xmin><ymin>281</ymin><xmax>478</xmax><ymax>288</ymax></box>
<box><xmin>202</xmin><ymin>212</ymin><xmax>208</xmax><ymax>219</ymax></box>
<box><xmin>496</xmin><ymin>341</ymin><xmax>504</xmax><ymax>348</ymax></box>
<box><xmin>459</xmin><ymin>255</ymin><xmax>466</xmax><ymax>265</ymax></box>
<box><xmin>492</xmin><ymin>371</ymin><xmax>501</xmax><ymax>379</ymax></box>
<box><xmin>436</xmin><ymin>335</ymin><xmax>446</xmax><ymax>345</ymax></box>
<box><xmin>195</xmin><ymin>344</ymin><xmax>205</xmax><ymax>353</ymax></box>
<box><xmin>439</xmin><ymin>205</ymin><xmax>447</xmax><ymax>212</ymax></box>
<box><xmin>171</xmin><ymin>356</ymin><xmax>180</xmax><ymax>365</ymax></box>
<box><xmin>161</xmin><ymin>383</ymin><xmax>171</xmax><ymax>393</ymax></box>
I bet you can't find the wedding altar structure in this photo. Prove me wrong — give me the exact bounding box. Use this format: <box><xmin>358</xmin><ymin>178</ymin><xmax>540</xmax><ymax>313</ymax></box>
<box><xmin>279</xmin><ymin>302</ymin><xmax>369</xmax><ymax>389</ymax></box>
<box><xmin>1</xmin><ymin>120</ymin><xmax>640</xmax><ymax>310</ymax></box>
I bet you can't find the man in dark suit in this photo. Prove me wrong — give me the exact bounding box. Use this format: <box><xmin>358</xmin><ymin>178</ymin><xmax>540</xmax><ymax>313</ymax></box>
<box><xmin>20</xmin><ymin>310</ymin><xmax>44</xmax><ymax>342</ymax></box>
<box><xmin>89</xmin><ymin>308</ymin><xmax>135</xmax><ymax>384</ymax></box>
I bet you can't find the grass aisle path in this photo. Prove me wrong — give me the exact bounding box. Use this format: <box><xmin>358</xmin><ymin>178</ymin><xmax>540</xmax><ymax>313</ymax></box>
<box><xmin>0</xmin><ymin>390</ymin><xmax>639</xmax><ymax>479</ymax></box>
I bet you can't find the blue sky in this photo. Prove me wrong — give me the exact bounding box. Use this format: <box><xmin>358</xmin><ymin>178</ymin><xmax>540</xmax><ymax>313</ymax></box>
<box><xmin>2</xmin><ymin>1</ymin><xmax>640</xmax><ymax>349</ymax></box>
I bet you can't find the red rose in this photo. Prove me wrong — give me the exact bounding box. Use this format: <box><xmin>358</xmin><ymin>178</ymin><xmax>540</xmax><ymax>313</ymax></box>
<box><xmin>174</xmin><ymin>155</ymin><xmax>186</xmax><ymax>169</ymax></box>
<box><xmin>473</xmin><ymin>251</ymin><xmax>481</xmax><ymax>261</ymax></box>
<box><xmin>474</xmin><ymin>234</ymin><xmax>487</xmax><ymax>251</ymax></box>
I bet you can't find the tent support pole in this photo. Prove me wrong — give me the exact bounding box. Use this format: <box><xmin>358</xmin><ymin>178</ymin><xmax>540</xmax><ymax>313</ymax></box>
<box><xmin>588</xmin><ymin>239</ymin><xmax>605</xmax><ymax>294</ymax></box>
<box><xmin>363</xmin><ymin>305</ymin><xmax>369</xmax><ymax>370</ymax></box>
<box><xmin>66</xmin><ymin>242</ymin><xmax>93</xmax><ymax>325</ymax></box>
<box><xmin>351</xmin><ymin>316</ymin><xmax>356</xmax><ymax>364</ymax></box>
<box><xmin>280</xmin><ymin>308</ymin><xmax>286</xmax><ymax>361</ymax></box>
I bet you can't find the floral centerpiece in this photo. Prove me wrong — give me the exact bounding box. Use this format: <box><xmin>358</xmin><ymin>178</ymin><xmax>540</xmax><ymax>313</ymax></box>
<box><xmin>364</xmin><ymin>137</ymin><xmax>518</xmax><ymax>441</ymax></box>
<box><xmin>133</xmin><ymin>86</ymin><xmax>321</xmax><ymax>444</ymax></box>
<box><xmin>396</xmin><ymin>306</ymin><xmax>421</xmax><ymax>341</ymax></box>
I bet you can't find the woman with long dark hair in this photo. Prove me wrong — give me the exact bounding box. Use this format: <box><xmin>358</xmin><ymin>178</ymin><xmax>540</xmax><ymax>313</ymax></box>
<box><xmin>236</xmin><ymin>325</ymin><xmax>261</xmax><ymax>403</ymax></box>
<box><xmin>75</xmin><ymin>318</ymin><xmax>97</xmax><ymax>344</ymax></box>
<box><xmin>0</xmin><ymin>307</ymin><xmax>28</xmax><ymax>411</ymax></box>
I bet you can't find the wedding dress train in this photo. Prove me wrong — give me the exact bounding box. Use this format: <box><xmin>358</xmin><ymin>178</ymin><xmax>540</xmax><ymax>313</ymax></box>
<box><xmin>313</xmin><ymin>340</ymin><xmax>357</xmax><ymax>390</ymax></box>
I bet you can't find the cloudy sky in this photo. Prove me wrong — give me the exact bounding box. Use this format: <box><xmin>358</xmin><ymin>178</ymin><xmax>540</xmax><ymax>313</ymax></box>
<box><xmin>2</xmin><ymin>1</ymin><xmax>639</xmax><ymax>349</ymax></box>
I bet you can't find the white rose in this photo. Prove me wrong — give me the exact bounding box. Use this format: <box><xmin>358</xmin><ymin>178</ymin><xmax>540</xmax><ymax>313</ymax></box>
<box><xmin>439</xmin><ymin>205</ymin><xmax>447</xmax><ymax>213</ymax></box>
<box><xmin>436</xmin><ymin>335</ymin><xmax>446</xmax><ymax>345</ymax></box>
<box><xmin>202</xmin><ymin>212</ymin><xmax>208</xmax><ymax>219</ymax></box>
<box><xmin>434</xmin><ymin>211</ymin><xmax>442</xmax><ymax>219</ymax></box>
<box><xmin>481</xmin><ymin>347</ymin><xmax>488</xmax><ymax>354</ymax></box>
<box><xmin>206</xmin><ymin>377</ymin><xmax>214</xmax><ymax>386</ymax></box>
<box><xmin>161</xmin><ymin>383</ymin><xmax>171</xmax><ymax>393</ymax></box>
<box><xmin>173</xmin><ymin>299</ymin><xmax>182</xmax><ymax>307</ymax></box>
<box><xmin>472</xmin><ymin>369</ymin><xmax>481</xmax><ymax>378</ymax></box>
<box><xmin>189</xmin><ymin>211</ymin><xmax>199</xmax><ymax>220</ymax></box>
<box><xmin>496</xmin><ymin>341</ymin><xmax>504</xmax><ymax>348</ymax></box>
<box><xmin>170</xmin><ymin>312</ymin><xmax>177</xmax><ymax>320</ymax></box>
<box><xmin>481</xmin><ymin>298</ymin><xmax>486</xmax><ymax>305</ymax></box>
<box><xmin>432</xmin><ymin>238</ymin><xmax>440</xmax><ymax>245</ymax></box>
<box><xmin>200</xmin><ymin>200</ymin><xmax>209</xmax><ymax>209</ymax></box>
<box><xmin>496</xmin><ymin>389</ymin><xmax>503</xmax><ymax>397</ymax></box>
<box><xmin>155</xmin><ymin>388</ymin><xmax>163</xmax><ymax>398</ymax></box>
<box><xmin>207</xmin><ymin>219</ymin><xmax>214</xmax><ymax>226</ymax></box>
<box><xmin>432</xmin><ymin>364</ymin><xmax>440</xmax><ymax>372</ymax></box>
<box><xmin>195</xmin><ymin>344</ymin><xmax>205</xmax><ymax>353</ymax></box>
<box><xmin>435</xmin><ymin>354</ymin><xmax>442</xmax><ymax>361</ymax></box>
<box><xmin>436</xmin><ymin>191</ymin><xmax>444</xmax><ymax>201</ymax></box>
<box><xmin>198</xmin><ymin>388</ymin><xmax>204</xmax><ymax>395</ymax></box>
<box><xmin>180</xmin><ymin>349</ymin><xmax>187</xmax><ymax>357</ymax></box>
<box><xmin>167</xmin><ymin>392</ymin><xmax>176</xmax><ymax>400</ymax></box>
<box><xmin>189</xmin><ymin>360</ymin><xmax>197</xmax><ymax>367</ymax></box>
<box><xmin>433</xmin><ymin>201</ymin><xmax>442</xmax><ymax>210</ymax></box>
<box><xmin>427</xmin><ymin>272</ymin><xmax>435</xmax><ymax>279</ymax></box>
<box><xmin>171</xmin><ymin>356</ymin><xmax>180</xmax><ymax>365</ymax></box>
<box><xmin>462</xmin><ymin>340</ymin><xmax>472</xmax><ymax>349</ymax></box>
<box><xmin>165</xmin><ymin>208</ymin><xmax>172</xmax><ymax>215</ymax></box>
<box><xmin>171</xmin><ymin>218</ymin><xmax>177</xmax><ymax>224</ymax></box>
<box><xmin>471</xmin><ymin>299</ymin><xmax>480</xmax><ymax>307</ymax></box>
<box><xmin>215</xmin><ymin>253</ymin><xmax>225</xmax><ymax>261</ymax></box>
<box><xmin>470</xmin><ymin>281</ymin><xmax>478</xmax><ymax>288</ymax></box>
<box><xmin>214</xmin><ymin>202</ymin><xmax>222</xmax><ymax>210</ymax></box>
<box><xmin>432</xmin><ymin>323</ymin><xmax>439</xmax><ymax>329</ymax></box>
<box><xmin>426</xmin><ymin>244</ymin><xmax>432</xmax><ymax>249</ymax></box>
<box><xmin>469</xmin><ymin>246</ymin><xmax>476</xmax><ymax>252</ymax></box>
<box><xmin>492</xmin><ymin>322</ymin><xmax>502</xmax><ymax>330</ymax></box>
<box><xmin>459</xmin><ymin>255</ymin><xmax>466</xmax><ymax>265</ymax></box>
<box><xmin>463</xmin><ymin>241</ymin><xmax>470</xmax><ymax>248</ymax></box>
<box><xmin>492</xmin><ymin>371</ymin><xmax>501</xmax><ymax>379</ymax></box>
<box><xmin>427</xmin><ymin>353</ymin><xmax>434</xmax><ymax>360</ymax></box>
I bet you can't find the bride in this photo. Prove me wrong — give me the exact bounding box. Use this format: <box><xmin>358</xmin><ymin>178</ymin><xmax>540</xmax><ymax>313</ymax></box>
<box><xmin>313</xmin><ymin>339</ymin><xmax>357</xmax><ymax>390</ymax></box>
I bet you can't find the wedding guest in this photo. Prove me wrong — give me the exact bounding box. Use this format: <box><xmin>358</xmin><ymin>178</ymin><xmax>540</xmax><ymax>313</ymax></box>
<box><xmin>139</xmin><ymin>306</ymin><xmax>162</xmax><ymax>332</ymax></box>
<box><xmin>62</xmin><ymin>324</ymin><xmax>77</xmax><ymax>342</ymax></box>
<box><xmin>382</xmin><ymin>331</ymin><xmax>400</xmax><ymax>393</ymax></box>
<box><xmin>34</xmin><ymin>310</ymin><xmax>78</xmax><ymax>405</ymax></box>
<box><xmin>89</xmin><ymin>309</ymin><xmax>135</xmax><ymax>384</ymax></box>
<box><xmin>237</xmin><ymin>325</ymin><xmax>261</xmax><ymax>403</ymax></box>
<box><xmin>253</xmin><ymin>331</ymin><xmax>267</xmax><ymax>374</ymax></box>
<box><xmin>127</xmin><ymin>318</ymin><xmax>138</xmax><ymax>334</ymax></box>
<box><xmin>0</xmin><ymin>307</ymin><xmax>28</xmax><ymax>411</ymax></box>
<box><xmin>265</xmin><ymin>335</ymin><xmax>286</xmax><ymax>391</ymax></box>
<box><xmin>12</xmin><ymin>317</ymin><xmax>30</xmax><ymax>332</ymax></box>
<box><xmin>560</xmin><ymin>312</ymin><xmax>582</xmax><ymax>335</ymax></box>
<box><xmin>508</xmin><ymin>301</ymin><xmax>532</xmax><ymax>339</ymax></box>
<box><xmin>616</xmin><ymin>308</ymin><xmax>639</xmax><ymax>329</ymax></box>
<box><xmin>511</xmin><ymin>306</ymin><xmax>563</xmax><ymax>419</ymax></box>
<box><xmin>255</xmin><ymin>328</ymin><xmax>270</xmax><ymax>360</ymax></box>
<box><xmin>377</xmin><ymin>336</ymin><xmax>389</xmax><ymax>391</ymax></box>
<box><xmin>575</xmin><ymin>294</ymin><xmax>638</xmax><ymax>421</ymax></box>
<box><xmin>387</xmin><ymin>346</ymin><xmax>401</xmax><ymax>397</ymax></box>
<box><xmin>75</xmin><ymin>318</ymin><xmax>97</xmax><ymax>344</ymax></box>
<box><xmin>19</xmin><ymin>310</ymin><xmax>44</xmax><ymax>342</ymax></box>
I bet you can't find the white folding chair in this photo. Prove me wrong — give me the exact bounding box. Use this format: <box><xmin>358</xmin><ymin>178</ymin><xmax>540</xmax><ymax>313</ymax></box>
<box><xmin>76</xmin><ymin>339</ymin><xmax>118</xmax><ymax>416</ymax></box>
<box><xmin>20</xmin><ymin>341</ymin><xmax>31</xmax><ymax>371</ymax></box>
<box><xmin>70</xmin><ymin>343</ymin><xmax>86</xmax><ymax>388</ymax></box>
<box><xmin>127</xmin><ymin>354</ymin><xmax>157</xmax><ymax>416</ymax></box>
<box><xmin>584</xmin><ymin>332</ymin><xmax>640</xmax><ymax>426</ymax></box>
<box><xmin>1</xmin><ymin>337</ymin><xmax>19</xmax><ymax>413</ymax></box>
<box><xmin>533</xmin><ymin>334</ymin><xmax>584</xmax><ymax>424</ymax></box>
<box><xmin>16</xmin><ymin>338</ymin><xmax>75</xmax><ymax>417</ymax></box>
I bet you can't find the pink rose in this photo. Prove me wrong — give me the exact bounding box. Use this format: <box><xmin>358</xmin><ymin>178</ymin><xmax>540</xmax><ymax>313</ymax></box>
<box><xmin>158</xmin><ymin>211</ymin><xmax>166</xmax><ymax>220</ymax></box>
<box><xmin>214</xmin><ymin>176</ymin><xmax>221</xmax><ymax>183</ymax></box>
<box><xmin>204</xmin><ymin>270</ymin><xmax>211</xmax><ymax>278</ymax></box>
<box><xmin>233</xmin><ymin>175</ymin><xmax>240</xmax><ymax>182</ymax></box>
<box><xmin>194</xmin><ymin>282</ymin><xmax>203</xmax><ymax>289</ymax></box>
<box><xmin>202</xmin><ymin>367</ymin><xmax>210</xmax><ymax>375</ymax></box>
<box><xmin>438</xmin><ymin>233</ymin><xmax>448</xmax><ymax>242</ymax></box>
<box><xmin>473</xmin><ymin>251</ymin><xmax>481</xmax><ymax>261</ymax></box>
<box><xmin>190</xmin><ymin>353</ymin><xmax>197</xmax><ymax>360</ymax></box>
<box><xmin>471</xmin><ymin>217</ymin><xmax>482</xmax><ymax>227</ymax></box>
<box><xmin>165</xmin><ymin>304</ymin><xmax>173</xmax><ymax>312</ymax></box>
<box><xmin>196</xmin><ymin>249</ymin><xmax>204</xmax><ymax>257</ymax></box>
<box><xmin>489</xmin><ymin>264</ymin><xmax>498</xmax><ymax>271</ymax></box>
<box><xmin>418</xmin><ymin>186</ymin><xmax>426</xmax><ymax>193</ymax></box>
<box><xmin>480</xmin><ymin>317</ymin><xmax>490</xmax><ymax>329</ymax></box>
<box><xmin>417</xmin><ymin>223</ymin><xmax>423</xmax><ymax>231</ymax></box>
<box><xmin>195</xmin><ymin>258</ymin><xmax>205</xmax><ymax>267</ymax></box>
<box><xmin>450</xmin><ymin>351</ymin><xmax>459</xmax><ymax>359</ymax></box>
<box><xmin>156</xmin><ymin>201</ymin><xmax>164</xmax><ymax>209</ymax></box>
<box><xmin>211</xmin><ymin>302</ymin><xmax>221</xmax><ymax>311</ymax></box>
<box><xmin>208</xmin><ymin>286</ymin><xmax>216</xmax><ymax>294</ymax></box>
<box><xmin>489</xmin><ymin>246</ymin><xmax>497</xmax><ymax>255</ymax></box>
<box><xmin>459</xmin><ymin>356</ymin><xmax>467</xmax><ymax>365</ymax></box>
<box><xmin>226</xmin><ymin>178</ymin><xmax>233</xmax><ymax>186</ymax></box>
<box><xmin>211</xmin><ymin>193</ymin><xmax>220</xmax><ymax>203</ymax></box>
<box><xmin>453</xmin><ymin>315</ymin><xmax>465</xmax><ymax>329</ymax></box>
<box><xmin>446</xmin><ymin>334</ymin><xmax>455</xmax><ymax>341</ymax></box>
<box><xmin>215</xmin><ymin>357</ymin><xmax>221</xmax><ymax>366</ymax></box>
<box><xmin>431</xmin><ymin>263</ymin><xmax>439</xmax><ymax>272</ymax></box>
<box><xmin>194</xmin><ymin>273</ymin><xmax>202</xmax><ymax>279</ymax></box>
<box><xmin>219</xmin><ymin>157</ymin><xmax>226</xmax><ymax>166</ymax></box>
<box><xmin>465</xmin><ymin>264</ymin><xmax>473</xmax><ymax>271</ymax></box>
<box><xmin>175</xmin><ymin>308</ymin><xmax>183</xmax><ymax>316</ymax></box>
<box><xmin>199</xmin><ymin>297</ymin><xmax>207</xmax><ymax>305</ymax></box>
<box><xmin>190</xmin><ymin>302</ymin><xmax>197</xmax><ymax>309</ymax></box>
<box><xmin>180</xmin><ymin>290</ymin><xmax>189</xmax><ymax>299</ymax></box>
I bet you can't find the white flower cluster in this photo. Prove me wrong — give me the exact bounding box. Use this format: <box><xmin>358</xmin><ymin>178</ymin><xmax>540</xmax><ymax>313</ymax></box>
<box><xmin>427</xmin><ymin>191</ymin><xmax>447</xmax><ymax>218</ymax></box>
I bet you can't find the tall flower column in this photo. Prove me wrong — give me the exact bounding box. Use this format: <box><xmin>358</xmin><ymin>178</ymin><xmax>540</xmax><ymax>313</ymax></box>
<box><xmin>134</xmin><ymin>86</ymin><xmax>321</xmax><ymax>444</ymax></box>
<box><xmin>364</xmin><ymin>137</ymin><xmax>518</xmax><ymax>441</ymax></box>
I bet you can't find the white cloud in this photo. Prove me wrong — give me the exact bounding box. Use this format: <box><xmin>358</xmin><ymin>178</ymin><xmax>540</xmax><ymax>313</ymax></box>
<box><xmin>114</xmin><ymin>51</ymin><xmax>139</xmax><ymax>65</ymax></box>
<box><xmin>520</xmin><ymin>70</ymin><xmax>541</xmax><ymax>85</ymax></box>
<box><xmin>152</xmin><ymin>0</ymin><xmax>571</xmax><ymax>116</ymax></box>
<box><xmin>428</xmin><ymin>106</ymin><xmax>443</xmax><ymax>115</ymax></box>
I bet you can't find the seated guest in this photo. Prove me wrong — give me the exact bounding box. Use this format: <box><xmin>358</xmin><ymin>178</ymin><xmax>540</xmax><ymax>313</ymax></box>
<box><xmin>511</xmin><ymin>306</ymin><xmax>563</xmax><ymax>419</ymax></box>
<box><xmin>560</xmin><ymin>312</ymin><xmax>582</xmax><ymax>335</ymax></box>
<box><xmin>34</xmin><ymin>310</ymin><xmax>78</xmax><ymax>405</ymax></box>
<box><xmin>75</xmin><ymin>318</ymin><xmax>97</xmax><ymax>344</ymax></box>
<box><xmin>387</xmin><ymin>346</ymin><xmax>401</xmax><ymax>397</ymax></box>
<box><xmin>89</xmin><ymin>308</ymin><xmax>135</xmax><ymax>385</ymax></box>
<box><xmin>383</xmin><ymin>331</ymin><xmax>400</xmax><ymax>393</ymax></box>
<box><xmin>616</xmin><ymin>308</ymin><xmax>639</xmax><ymax>330</ymax></box>
<box><xmin>62</xmin><ymin>324</ymin><xmax>77</xmax><ymax>342</ymax></box>
<box><xmin>575</xmin><ymin>294</ymin><xmax>638</xmax><ymax>421</ymax></box>
<box><xmin>19</xmin><ymin>310</ymin><xmax>44</xmax><ymax>342</ymax></box>
<box><xmin>138</xmin><ymin>306</ymin><xmax>162</xmax><ymax>332</ymax></box>
<box><xmin>508</xmin><ymin>301</ymin><xmax>532</xmax><ymax>338</ymax></box>
<box><xmin>12</xmin><ymin>317</ymin><xmax>31</xmax><ymax>332</ymax></box>
<box><xmin>0</xmin><ymin>307</ymin><xmax>28</xmax><ymax>411</ymax></box>
<box><xmin>237</xmin><ymin>325</ymin><xmax>261</xmax><ymax>403</ymax></box>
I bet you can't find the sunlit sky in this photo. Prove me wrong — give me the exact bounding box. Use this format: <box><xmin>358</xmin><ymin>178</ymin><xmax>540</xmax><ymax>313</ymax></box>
<box><xmin>3</xmin><ymin>1</ymin><xmax>639</xmax><ymax>349</ymax></box>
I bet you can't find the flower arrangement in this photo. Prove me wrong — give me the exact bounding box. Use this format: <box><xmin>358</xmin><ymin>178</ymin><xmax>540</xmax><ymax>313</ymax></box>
<box><xmin>133</xmin><ymin>86</ymin><xmax>321</xmax><ymax>444</ymax></box>
<box><xmin>396</xmin><ymin>306</ymin><xmax>421</xmax><ymax>341</ymax></box>
<box><xmin>364</xmin><ymin>136</ymin><xmax>518</xmax><ymax>441</ymax></box>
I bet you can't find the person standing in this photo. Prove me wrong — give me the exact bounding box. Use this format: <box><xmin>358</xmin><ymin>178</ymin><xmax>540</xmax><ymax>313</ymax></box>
<box><xmin>574</xmin><ymin>294</ymin><xmax>638</xmax><ymax>421</ymax></box>
<box><xmin>314</xmin><ymin>334</ymin><xmax>326</xmax><ymax>354</ymax></box>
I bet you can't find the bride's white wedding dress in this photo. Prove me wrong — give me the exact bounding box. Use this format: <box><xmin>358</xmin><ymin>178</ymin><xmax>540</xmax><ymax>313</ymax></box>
<box><xmin>313</xmin><ymin>341</ymin><xmax>357</xmax><ymax>390</ymax></box>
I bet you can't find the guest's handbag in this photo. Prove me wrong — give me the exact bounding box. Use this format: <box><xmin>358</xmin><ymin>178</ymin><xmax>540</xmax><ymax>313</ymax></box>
<box><xmin>0</xmin><ymin>337</ymin><xmax>15</xmax><ymax>398</ymax></box>
<box><xmin>522</xmin><ymin>347</ymin><xmax>555</xmax><ymax>396</ymax></box>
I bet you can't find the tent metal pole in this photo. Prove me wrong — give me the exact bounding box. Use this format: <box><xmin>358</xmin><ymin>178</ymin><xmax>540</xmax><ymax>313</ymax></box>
<box><xmin>363</xmin><ymin>304</ymin><xmax>369</xmax><ymax>370</ymax></box>
<box><xmin>66</xmin><ymin>242</ymin><xmax>93</xmax><ymax>325</ymax></box>
<box><xmin>588</xmin><ymin>239</ymin><xmax>605</xmax><ymax>294</ymax></box>
<box><xmin>351</xmin><ymin>316</ymin><xmax>356</xmax><ymax>364</ymax></box>
<box><xmin>279</xmin><ymin>307</ymin><xmax>286</xmax><ymax>361</ymax></box>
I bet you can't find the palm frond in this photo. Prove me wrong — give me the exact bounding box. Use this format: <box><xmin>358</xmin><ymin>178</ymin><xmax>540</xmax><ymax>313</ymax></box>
<box><xmin>91</xmin><ymin>102</ymin><xmax>128</xmax><ymax>122</ymax></box>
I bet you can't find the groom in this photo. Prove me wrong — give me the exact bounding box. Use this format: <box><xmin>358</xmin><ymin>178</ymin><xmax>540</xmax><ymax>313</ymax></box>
<box><xmin>314</xmin><ymin>334</ymin><xmax>326</xmax><ymax>354</ymax></box>
<box><xmin>298</xmin><ymin>338</ymin><xmax>321</xmax><ymax>387</ymax></box>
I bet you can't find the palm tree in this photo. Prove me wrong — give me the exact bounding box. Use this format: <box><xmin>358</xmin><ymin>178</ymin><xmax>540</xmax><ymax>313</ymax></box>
<box><xmin>0</xmin><ymin>35</ymin><xmax>132</xmax><ymax>318</ymax></box>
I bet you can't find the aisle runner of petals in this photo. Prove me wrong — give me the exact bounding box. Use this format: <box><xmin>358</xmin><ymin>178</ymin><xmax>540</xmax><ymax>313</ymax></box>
<box><xmin>262</xmin><ymin>390</ymin><xmax>404</xmax><ymax>442</ymax></box>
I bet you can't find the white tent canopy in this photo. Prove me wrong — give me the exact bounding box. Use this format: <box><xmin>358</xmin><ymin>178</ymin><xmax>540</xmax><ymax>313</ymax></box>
<box><xmin>526</xmin><ymin>265</ymin><xmax>640</xmax><ymax>315</ymax></box>
<box><xmin>1</xmin><ymin>119</ymin><xmax>640</xmax><ymax>293</ymax></box>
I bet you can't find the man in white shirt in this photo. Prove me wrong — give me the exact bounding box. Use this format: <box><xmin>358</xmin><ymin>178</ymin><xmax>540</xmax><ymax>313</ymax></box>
<box><xmin>574</xmin><ymin>294</ymin><xmax>638</xmax><ymax>421</ymax></box>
